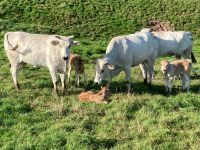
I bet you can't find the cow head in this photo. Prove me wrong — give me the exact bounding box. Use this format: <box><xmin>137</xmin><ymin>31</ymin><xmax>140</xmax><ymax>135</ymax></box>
<box><xmin>94</xmin><ymin>58</ymin><xmax>115</xmax><ymax>84</ymax></box>
<box><xmin>51</xmin><ymin>35</ymin><xmax>80</xmax><ymax>61</ymax></box>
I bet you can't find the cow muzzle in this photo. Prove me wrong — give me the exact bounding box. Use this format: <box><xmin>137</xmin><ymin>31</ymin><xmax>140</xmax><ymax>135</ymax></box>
<box><xmin>62</xmin><ymin>56</ymin><xmax>69</xmax><ymax>61</ymax></box>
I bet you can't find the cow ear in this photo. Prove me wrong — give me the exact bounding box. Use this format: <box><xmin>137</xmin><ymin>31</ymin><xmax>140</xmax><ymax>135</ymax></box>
<box><xmin>72</xmin><ymin>40</ymin><xmax>80</xmax><ymax>45</ymax></box>
<box><xmin>105</xmin><ymin>63</ymin><xmax>115</xmax><ymax>70</ymax></box>
<box><xmin>51</xmin><ymin>40</ymin><xmax>59</xmax><ymax>46</ymax></box>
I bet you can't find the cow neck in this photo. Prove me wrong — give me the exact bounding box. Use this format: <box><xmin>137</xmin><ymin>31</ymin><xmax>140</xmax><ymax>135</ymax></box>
<box><xmin>104</xmin><ymin>51</ymin><xmax>117</xmax><ymax>66</ymax></box>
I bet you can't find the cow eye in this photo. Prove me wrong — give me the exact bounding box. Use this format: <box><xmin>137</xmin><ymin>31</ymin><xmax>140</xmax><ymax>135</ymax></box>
<box><xmin>101</xmin><ymin>69</ymin><xmax>104</xmax><ymax>73</ymax></box>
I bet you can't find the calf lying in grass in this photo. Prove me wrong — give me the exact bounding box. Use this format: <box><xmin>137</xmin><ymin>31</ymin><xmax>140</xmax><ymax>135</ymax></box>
<box><xmin>78</xmin><ymin>86</ymin><xmax>111</xmax><ymax>104</ymax></box>
<box><xmin>68</xmin><ymin>53</ymin><xmax>86</xmax><ymax>86</ymax></box>
<box><xmin>161</xmin><ymin>59</ymin><xmax>192</xmax><ymax>93</ymax></box>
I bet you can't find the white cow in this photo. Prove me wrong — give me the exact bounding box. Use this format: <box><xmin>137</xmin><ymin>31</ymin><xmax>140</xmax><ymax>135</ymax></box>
<box><xmin>94</xmin><ymin>32</ymin><xmax>158</xmax><ymax>93</ymax></box>
<box><xmin>140</xmin><ymin>29</ymin><xmax>196</xmax><ymax>83</ymax></box>
<box><xmin>4</xmin><ymin>31</ymin><xmax>79</xmax><ymax>92</ymax></box>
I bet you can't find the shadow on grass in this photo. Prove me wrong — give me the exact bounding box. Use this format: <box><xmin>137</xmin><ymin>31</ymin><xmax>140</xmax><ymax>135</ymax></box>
<box><xmin>81</xmin><ymin>136</ymin><xmax>118</xmax><ymax>149</ymax></box>
<box><xmin>84</xmin><ymin>80</ymin><xmax>199</xmax><ymax>96</ymax></box>
<box><xmin>191</xmin><ymin>74</ymin><xmax>200</xmax><ymax>80</ymax></box>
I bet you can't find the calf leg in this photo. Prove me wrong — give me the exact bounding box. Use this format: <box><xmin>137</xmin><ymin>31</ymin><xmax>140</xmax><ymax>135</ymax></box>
<box><xmin>168</xmin><ymin>77</ymin><xmax>173</xmax><ymax>94</ymax></box>
<box><xmin>124</xmin><ymin>66</ymin><xmax>131</xmax><ymax>94</ymax></box>
<box><xmin>164</xmin><ymin>76</ymin><xmax>169</xmax><ymax>92</ymax></box>
<box><xmin>181</xmin><ymin>74</ymin><xmax>186</xmax><ymax>91</ymax></box>
<box><xmin>76</xmin><ymin>73</ymin><xmax>80</xmax><ymax>87</ymax></box>
<box><xmin>185</xmin><ymin>76</ymin><xmax>190</xmax><ymax>93</ymax></box>
<box><xmin>67</xmin><ymin>65</ymin><xmax>71</xmax><ymax>83</ymax></box>
<box><xmin>182</xmin><ymin>74</ymin><xmax>190</xmax><ymax>92</ymax></box>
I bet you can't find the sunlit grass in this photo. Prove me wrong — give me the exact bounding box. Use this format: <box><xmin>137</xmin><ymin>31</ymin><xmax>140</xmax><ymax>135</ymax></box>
<box><xmin>0</xmin><ymin>38</ymin><xmax>200</xmax><ymax>149</ymax></box>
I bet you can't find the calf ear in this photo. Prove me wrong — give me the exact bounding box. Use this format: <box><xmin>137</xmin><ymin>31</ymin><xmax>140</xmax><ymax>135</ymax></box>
<box><xmin>51</xmin><ymin>40</ymin><xmax>59</xmax><ymax>46</ymax></box>
<box><xmin>72</xmin><ymin>40</ymin><xmax>80</xmax><ymax>45</ymax></box>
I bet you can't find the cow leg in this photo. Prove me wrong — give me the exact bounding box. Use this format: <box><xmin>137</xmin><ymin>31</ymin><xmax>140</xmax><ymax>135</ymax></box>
<box><xmin>146</xmin><ymin>59</ymin><xmax>155</xmax><ymax>86</ymax></box>
<box><xmin>140</xmin><ymin>63</ymin><xmax>148</xmax><ymax>85</ymax></box>
<box><xmin>10</xmin><ymin>63</ymin><xmax>21</xmax><ymax>90</ymax></box>
<box><xmin>124</xmin><ymin>66</ymin><xmax>131</xmax><ymax>94</ymax></box>
<box><xmin>59</xmin><ymin>73</ymin><xmax>66</xmax><ymax>90</ymax></box>
<box><xmin>49</xmin><ymin>68</ymin><xmax>58</xmax><ymax>93</ymax></box>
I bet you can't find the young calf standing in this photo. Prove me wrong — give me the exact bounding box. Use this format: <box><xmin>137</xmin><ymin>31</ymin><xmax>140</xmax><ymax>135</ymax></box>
<box><xmin>68</xmin><ymin>53</ymin><xmax>86</xmax><ymax>86</ymax></box>
<box><xmin>161</xmin><ymin>59</ymin><xmax>192</xmax><ymax>93</ymax></box>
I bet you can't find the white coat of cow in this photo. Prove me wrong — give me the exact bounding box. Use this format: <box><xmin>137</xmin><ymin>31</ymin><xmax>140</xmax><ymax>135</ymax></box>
<box><xmin>94</xmin><ymin>32</ymin><xmax>158</xmax><ymax>93</ymax></box>
<box><xmin>140</xmin><ymin>29</ymin><xmax>196</xmax><ymax>83</ymax></box>
<box><xmin>4</xmin><ymin>31</ymin><xmax>79</xmax><ymax>92</ymax></box>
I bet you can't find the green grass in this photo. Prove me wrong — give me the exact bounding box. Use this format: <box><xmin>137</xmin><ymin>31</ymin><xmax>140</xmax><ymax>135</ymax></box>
<box><xmin>0</xmin><ymin>37</ymin><xmax>200</xmax><ymax>149</ymax></box>
<box><xmin>1</xmin><ymin>0</ymin><xmax>200</xmax><ymax>39</ymax></box>
<box><xmin>0</xmin><ymin>0</ymin><xmax>200</xmax><ymax>149</ymax></box>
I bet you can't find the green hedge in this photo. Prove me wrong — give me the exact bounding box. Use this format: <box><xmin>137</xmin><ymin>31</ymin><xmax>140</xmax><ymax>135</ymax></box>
<box><xmin>1</xmin><ymin>0</ymin><xmax>200</xmax><ymax>39</ymax></box>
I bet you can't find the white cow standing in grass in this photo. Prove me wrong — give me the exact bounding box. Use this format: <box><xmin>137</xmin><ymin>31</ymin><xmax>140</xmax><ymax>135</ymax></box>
<box><xmin>4</xmin><ymin>32</ymin><xmax>79</xmax><ymax>93</ymax></box>
<box><xmin>94</xmin><ymin>32</ymin><xmax>158</xmax><ymax>93</ymax></box>
<box><xmin>140</xmin><ymin>29</ymin><xmax>196</xmax><ymax>84</ymax></box>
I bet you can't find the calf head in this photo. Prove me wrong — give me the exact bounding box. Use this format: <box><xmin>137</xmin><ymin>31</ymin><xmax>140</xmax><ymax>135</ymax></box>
<box><xmin>51</xmin><ymin>35</ymin><xmax>80</xmax><ymax>61</ymax></box>
<box><xmin>94</xmin><ymin>58</ymin><xmax>115</xmax><ymax>84</ymax></box>
<box><xmin>161</xmin><ymin>60</ymin><xmax>170</xmax><ymax>75</ymax></box>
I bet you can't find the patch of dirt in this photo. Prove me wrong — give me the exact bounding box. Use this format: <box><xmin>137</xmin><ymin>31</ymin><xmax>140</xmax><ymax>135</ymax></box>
<box><xmin>147</xmin><ymin>19</ymin><xmax>175</xmax><ymax>31</ymax></box>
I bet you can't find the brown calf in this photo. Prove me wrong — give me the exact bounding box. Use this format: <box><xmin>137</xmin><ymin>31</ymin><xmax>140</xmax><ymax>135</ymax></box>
<box><xmin>78</xmin><ymin>86</ymin><xmax>111</xmax><ymax>104</ymax></box>
<box><xmin>68</xmin><ymin>53</ymin><xmax>86</xmax><ymax>86</ymax></box>
<box><xmin>161</xmin><ymin>59</ymin><xmax>192</xmax><ymax>93</ymax></box>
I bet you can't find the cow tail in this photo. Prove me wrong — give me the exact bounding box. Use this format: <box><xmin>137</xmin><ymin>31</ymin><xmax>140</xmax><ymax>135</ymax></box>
<box><xmin>191</xmin><ymin>52</ymin><xmax>197</xmax><ymax>64</ymax></box>
<box><xmin>5</xmin><ymin>33</ymin><xmax>18</xmax><ymax>50</ymax></box>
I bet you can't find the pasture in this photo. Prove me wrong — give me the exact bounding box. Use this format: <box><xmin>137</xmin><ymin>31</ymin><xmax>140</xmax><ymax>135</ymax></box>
<box><xmin>0</xmin><ymin>0</ymin><xmax>200</xmax><ymax>149</ymax></box>
<box><xmin>0</xmin><ymin>38</ymin><xmax>200</xmax><ymax>149</ymax></box>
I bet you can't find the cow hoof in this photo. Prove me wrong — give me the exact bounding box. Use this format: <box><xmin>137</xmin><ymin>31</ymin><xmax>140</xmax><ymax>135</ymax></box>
<box><xmin>127</xmin><ymin>92</ymin><xmax>133</xmax><ymax>96</ymax></box>
<box><xmin>52</xmin><ymin>90</ymin><xmax>58</xmax><ymax>96</ymax></box>
<box><xmin>148</xmin><ymin>83</ymin><xmax>152</xmax><ymax>89</ymax></box>
<box><xmin>61</xmin><ymin>89</ymin><xmax>67</xmax><ymax>95</ymax></box>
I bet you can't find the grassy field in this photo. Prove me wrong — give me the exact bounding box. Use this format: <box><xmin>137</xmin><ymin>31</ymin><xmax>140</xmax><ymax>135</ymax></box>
<box><xmin>0</xmin><ymin>37</ymin><xmax>200</xmax><ymax>149</ymax></box>
<box><xmin>0</xmin><ymin>0</ymin><xmax>200</xmax><ymax>149</ymax></box>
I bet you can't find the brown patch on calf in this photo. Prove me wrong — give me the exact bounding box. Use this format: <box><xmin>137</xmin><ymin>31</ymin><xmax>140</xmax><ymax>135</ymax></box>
<box><xmin>69</xmin><ymin>54</ymin><xmax>85</xmax><ymax>74</ymax></box>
